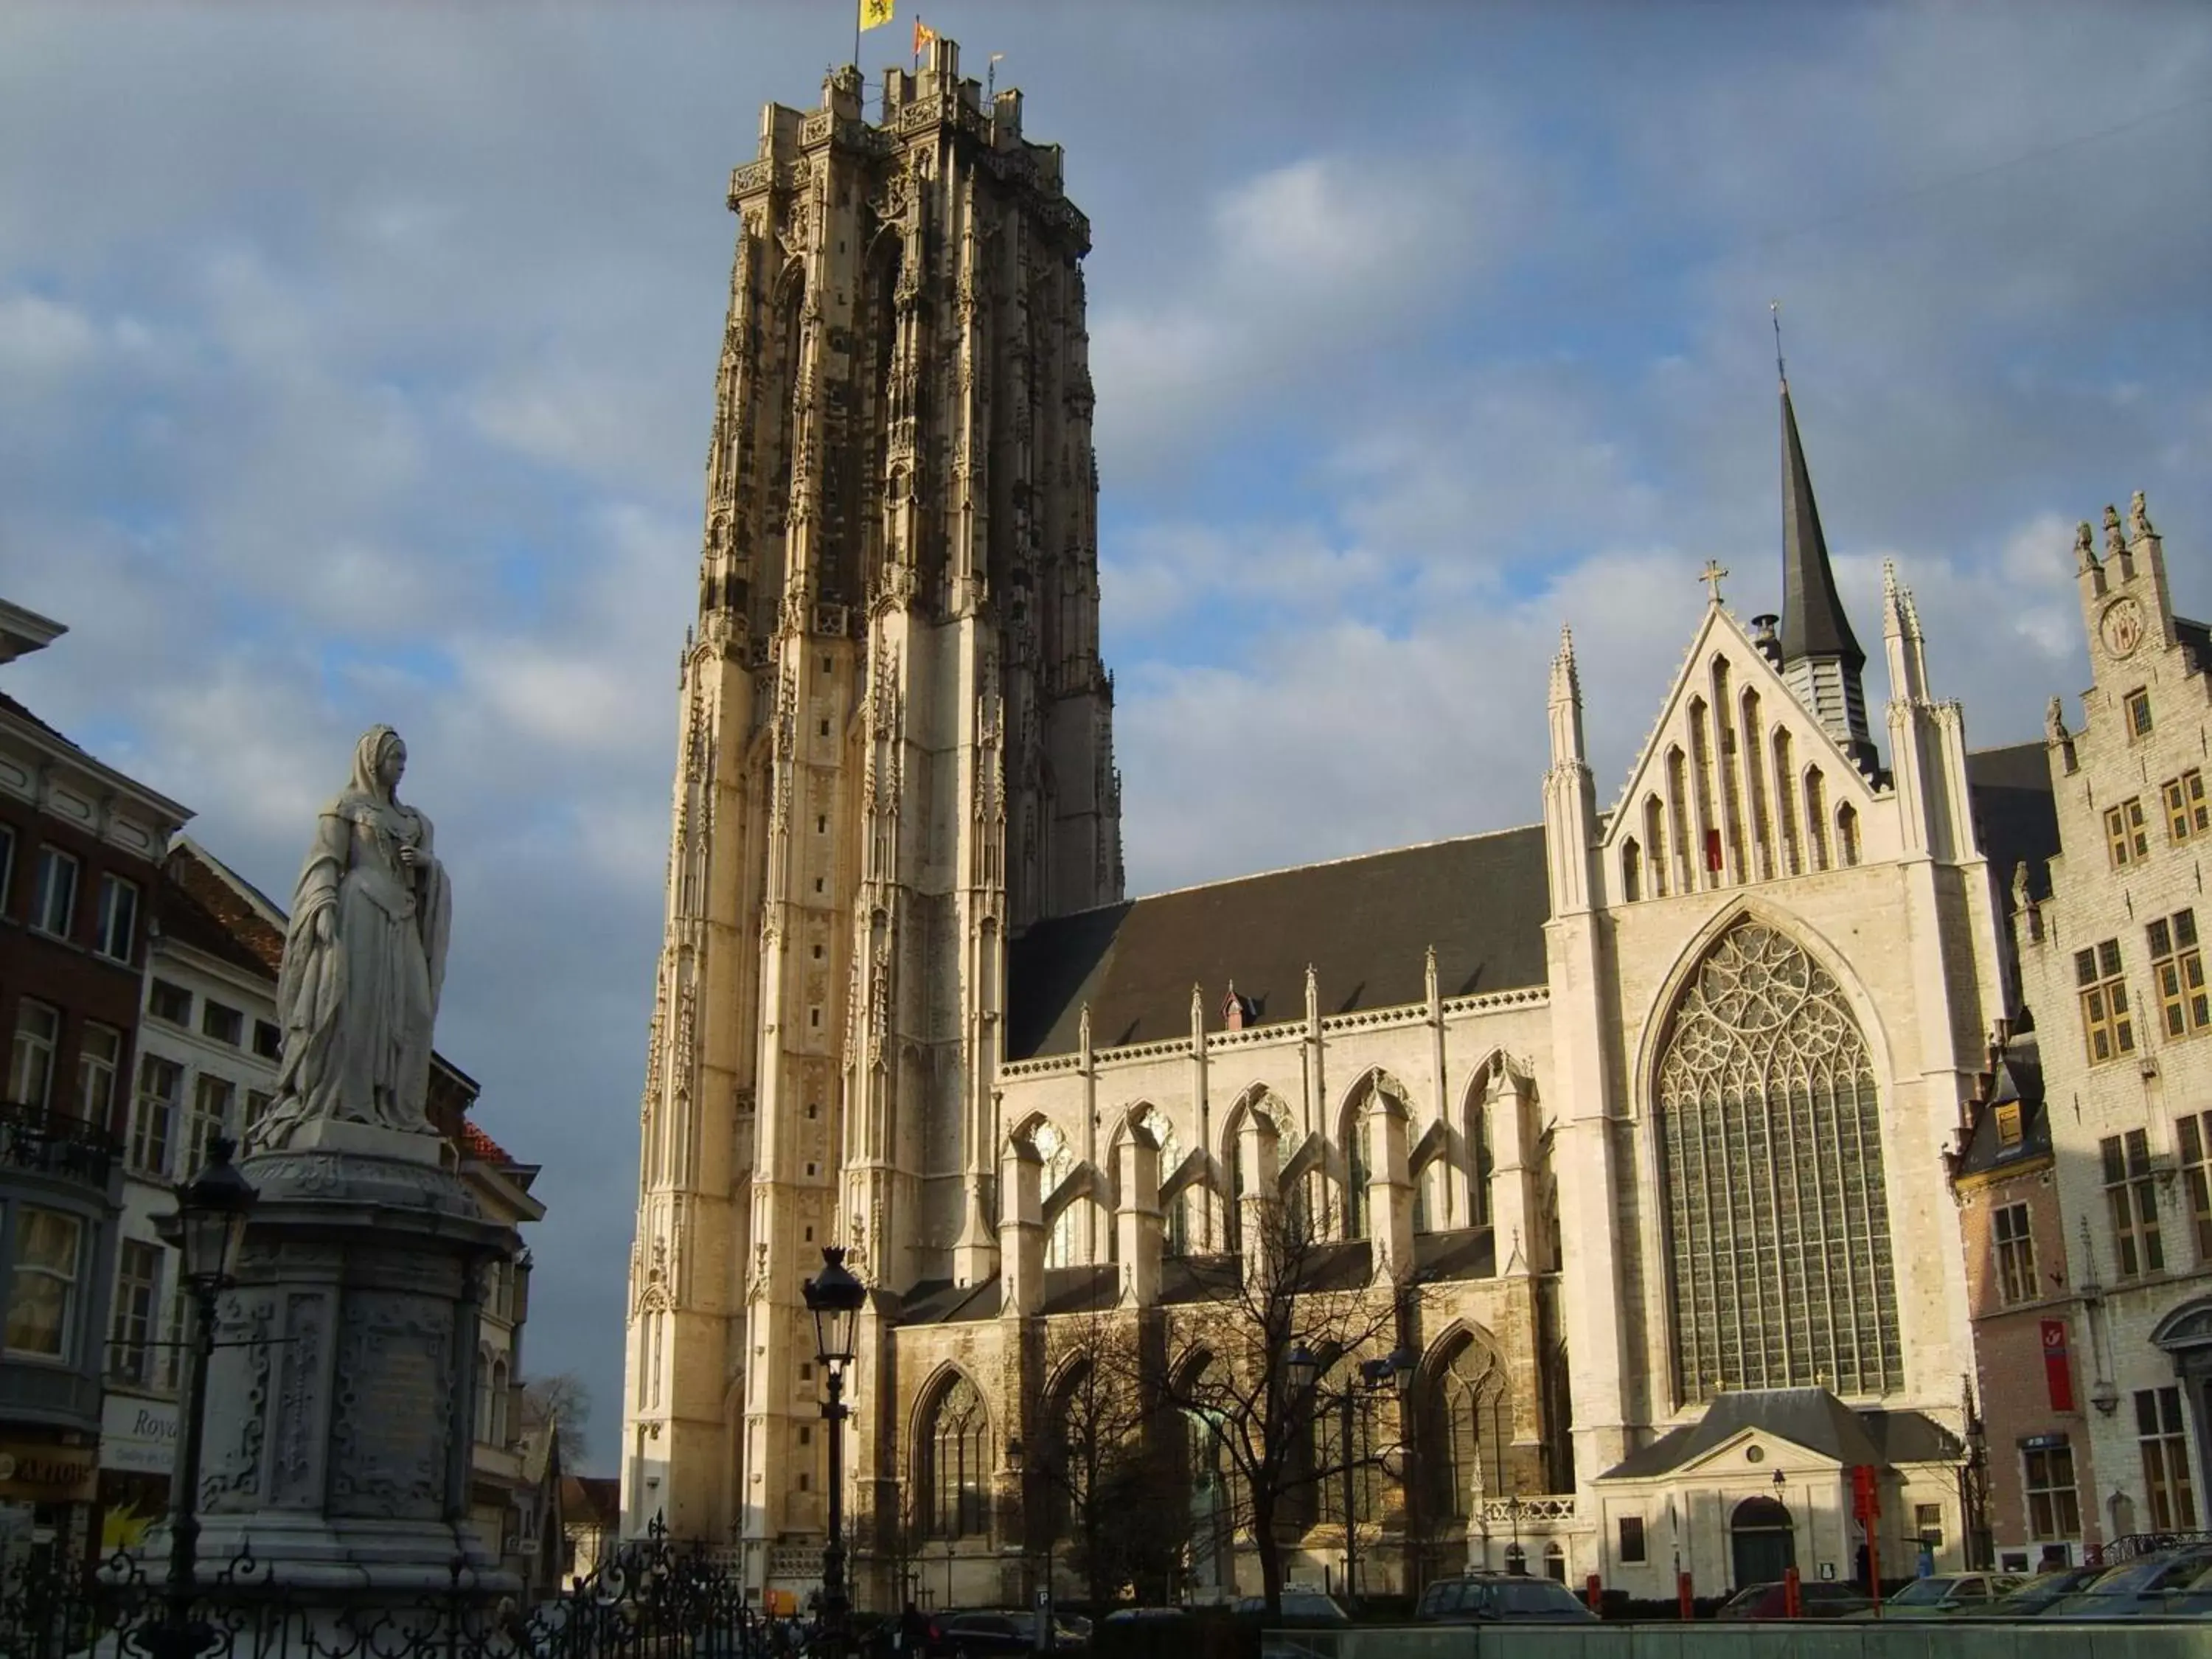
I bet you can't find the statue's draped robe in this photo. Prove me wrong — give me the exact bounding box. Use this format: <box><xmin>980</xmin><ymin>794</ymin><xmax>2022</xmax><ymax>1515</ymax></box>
<box><xmin>258</xmin><ymin>785</ymin><xmax>451</xmax><ymax>1147</ymax></box>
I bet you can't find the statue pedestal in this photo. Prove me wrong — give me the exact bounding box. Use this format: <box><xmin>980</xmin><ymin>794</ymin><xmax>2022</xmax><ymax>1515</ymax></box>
<box><xmin>163</xmin><ymin>1141</ymin><xmax>521</xmax><ymax>1606</ymax></box>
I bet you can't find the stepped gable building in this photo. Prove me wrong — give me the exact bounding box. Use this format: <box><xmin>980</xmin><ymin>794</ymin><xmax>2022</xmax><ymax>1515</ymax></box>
<box><xmin>1984</xmin><ymin>495</ymin><xmax>2212</xmax><ymax>1560</ymax></box>
<box><xmin>625</xmin><ymin>42</ymin><xmax>2083</xmax><ymax>1607</ymax></box>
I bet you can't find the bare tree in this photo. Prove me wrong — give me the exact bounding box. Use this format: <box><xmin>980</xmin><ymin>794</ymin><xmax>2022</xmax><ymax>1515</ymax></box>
<box><xmin>522</xmin><ymin>1371</ymin><xmax>594</xmax><ymax>1467</ymax></box>
<box><xmin>1034</xmin><ymin>1307</ymin><xmax>1187</xmax><ymax>1607</ymax></box>
<box><xmin>1139</xmin><ymin>1197</ymin><xmax>1419</xmax><ymax>1617</ymax></box>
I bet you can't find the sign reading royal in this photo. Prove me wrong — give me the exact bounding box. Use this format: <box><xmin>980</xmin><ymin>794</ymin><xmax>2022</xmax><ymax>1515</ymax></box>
<box><xmin>100</xmin><ymin>1395</ymin><xmax>180</xmax><ymax>1475</ymax></box>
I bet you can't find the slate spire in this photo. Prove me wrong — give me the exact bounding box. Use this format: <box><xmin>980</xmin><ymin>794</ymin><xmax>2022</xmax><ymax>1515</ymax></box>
<box><xmin>1767</xmin><ymin>310</ymin><xmax>1876</xmax><ymax>769</ymax></box>
<box><xmin>1778</xmin><ymin>377</ymin><xmax>1865</xmax><ymax>672</ymax></box>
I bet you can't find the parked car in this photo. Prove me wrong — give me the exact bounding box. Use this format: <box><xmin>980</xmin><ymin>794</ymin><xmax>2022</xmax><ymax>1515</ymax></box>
<box><xmin>925</xmin><ymin>1610</ymin><xmax>1088</xmax><ymax>1659</ymax></box>
<box><xmin>1232</xmin><ymin>1593</ymin><xmax>1349</xmax><ymax>1626</ymax></box>
<box><xmin>1713</xmin><ymin>1581</ymin><xmax>1873</xmax><ymax>1620</ymax></box>
<box><xmin>1413</xmin><ymin>1574</ymin><xmax>1599</xmax><ymax>1624</ymax></box>
<box><xmin>1845</xmin><ymin>1572</ymin><xmax>2026</xmax><ymax>1618</ymax></box>
<box><xmin>1959</xmin><ymin>1565</ymin><xmax>2110</xmax><ymax>1618</ymax></box>
<box><xmin>2043</xmin><ymin>1549</ymin><xmax>2212</xmax><ymax>1618</ymax></box>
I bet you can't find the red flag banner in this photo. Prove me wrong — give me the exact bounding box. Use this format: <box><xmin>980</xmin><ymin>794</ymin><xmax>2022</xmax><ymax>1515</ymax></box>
<box><xmin>2042</xmin><ymin>1318</ymin><xmax>2076</xmax><ymax>1412</ymax></box>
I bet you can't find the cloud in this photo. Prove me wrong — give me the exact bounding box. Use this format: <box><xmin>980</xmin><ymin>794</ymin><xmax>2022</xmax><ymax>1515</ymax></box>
<box><xmin>1088</xmin><ymin>146</ymin><xmax>1529</xmax><ymax>470</ymax></box>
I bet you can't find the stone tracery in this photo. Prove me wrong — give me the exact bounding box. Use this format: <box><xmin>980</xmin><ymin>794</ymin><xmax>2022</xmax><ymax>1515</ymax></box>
<box><xmin>1655</xmin><ymin>919</ymin><xmax>1902</xmax><ymax>1402</ymax></box>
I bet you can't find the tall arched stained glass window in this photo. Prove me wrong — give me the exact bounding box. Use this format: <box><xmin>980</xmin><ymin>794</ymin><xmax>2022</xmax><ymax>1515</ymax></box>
<box><xmin>1655</xmin><ymin>920</ymin><xmax>1901</xmax><ymax>1402</ymax></box>
<box><xmin>1423</xmin><ymin>1337</ymin><xmax>1512</xmax><ymax>1522</ymax></box>
<box><xmin>923</xmin><ymin>1374</ymin><xmax>990</xmax><ymax>1538</ymax></box>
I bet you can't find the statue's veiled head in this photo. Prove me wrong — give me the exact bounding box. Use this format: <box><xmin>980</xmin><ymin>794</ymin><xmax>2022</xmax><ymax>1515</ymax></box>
<box><xmin>349</xmin><ymin>725</ymin><xmax>408</xmax><ymax>801</ymax></box>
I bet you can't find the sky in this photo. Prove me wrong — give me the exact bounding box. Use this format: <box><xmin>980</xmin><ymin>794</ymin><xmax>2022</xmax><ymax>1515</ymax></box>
<box><xmin>4</xmin><ymin>0</ymin><xmax>2208</xmax><ymax>1472</ymax></box>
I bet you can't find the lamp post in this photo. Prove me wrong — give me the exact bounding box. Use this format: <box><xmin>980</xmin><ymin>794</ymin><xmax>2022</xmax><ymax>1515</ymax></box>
<box><xmin>148</xmin><ymin>1137</ymin><xmax>258</xmax><ymax>1659</ymax></box>
<box><xmin>804</xmin><ymin>1247</ymin><xmax>866</xmax><ymax>1652</ymax></box>
<box><xmin>1503</xmin><ymin>1489</ymin><xmax>1525</xmax><ymax>1576</ymax></box>
<box><xmin>1286</xmin><ymin>1346</ymin><xmax>1414</xmax><ymax>1604</ymax></box>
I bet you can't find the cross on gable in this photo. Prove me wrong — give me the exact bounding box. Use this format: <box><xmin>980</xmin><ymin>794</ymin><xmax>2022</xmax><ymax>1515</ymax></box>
<box><xmin>1700</xmin><ymin>560</ymin><xmax>1729</xmax><ymax>605</ymax></box>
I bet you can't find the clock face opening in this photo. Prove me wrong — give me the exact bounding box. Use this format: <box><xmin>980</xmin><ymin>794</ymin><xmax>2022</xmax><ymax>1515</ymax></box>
<box><xmin>2102</xmin><ymin>597</ymin><xmax>2145</xmax><ymax>659</ymax></box>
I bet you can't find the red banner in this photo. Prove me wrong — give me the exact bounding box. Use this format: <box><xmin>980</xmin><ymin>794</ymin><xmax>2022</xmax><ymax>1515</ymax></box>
<box><xmin>2042</xmin><ymin>1319</ymin><xmax>2076</xmax><ymax>1412</ymax></box>
<box><xmin>1851</xmin><ymin>1463</ymin><xmax>1879</xmax><ymax>1521</ymax></box>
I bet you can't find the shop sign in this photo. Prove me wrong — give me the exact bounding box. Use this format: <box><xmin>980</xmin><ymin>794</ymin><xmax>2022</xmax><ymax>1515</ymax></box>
<box><xmin>100</xmin><ymin>1396</ymin><xmax>180</xmax><ymax>1475</ymax></box>
<box><xmin>0</xmin><ymin>1441</ymin><xmax>100</xmax><ymax>1503</ymax></box>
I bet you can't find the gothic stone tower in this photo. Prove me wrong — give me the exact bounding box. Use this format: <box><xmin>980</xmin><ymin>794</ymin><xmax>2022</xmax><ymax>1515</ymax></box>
<box><xmin>622</xmin><ymin>39</ymin><xmax>1121</xmax><ymax>1579</ymax></box>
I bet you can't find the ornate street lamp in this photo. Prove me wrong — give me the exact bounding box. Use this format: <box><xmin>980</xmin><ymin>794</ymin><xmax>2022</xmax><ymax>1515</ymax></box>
<box><xmin>1284</xmin><ymin>1346</ymin><xmax>1416</xmax><ymax>1604</ymax></box>
<box><xmin>149</xmin><ymin>1137</ymin><xmax>257</xmax><ymax>1659</ymax></box>
<box><xmin>804</xmin><ymin>1246</ymin><xmax>866</xmax><ymax>1649</ymax></box>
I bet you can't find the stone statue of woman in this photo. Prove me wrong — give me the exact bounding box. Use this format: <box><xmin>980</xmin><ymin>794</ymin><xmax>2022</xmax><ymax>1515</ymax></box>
<box><xmin>253</xmin><ymin>726</ymin><xmax>453</xmax><ymax>1150</ymax></box>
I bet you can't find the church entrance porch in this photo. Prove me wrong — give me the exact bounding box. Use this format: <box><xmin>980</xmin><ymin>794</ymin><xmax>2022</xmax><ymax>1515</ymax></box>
<box><xmin>1728</xmin><ymin>1495</ymin><xmax>1796</xmax><ymax>1586</ymax></box>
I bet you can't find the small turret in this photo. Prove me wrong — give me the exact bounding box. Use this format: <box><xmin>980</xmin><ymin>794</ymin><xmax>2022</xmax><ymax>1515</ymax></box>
<box><xmin>1543</xmin><ymin>624</ymin><xmax>1600</xmax><ymax>915</ymax></box>
<box><xmin>2079</xmin><ymin>489</ymin><xmax>2177</xmax><ymax>674</ymax></box>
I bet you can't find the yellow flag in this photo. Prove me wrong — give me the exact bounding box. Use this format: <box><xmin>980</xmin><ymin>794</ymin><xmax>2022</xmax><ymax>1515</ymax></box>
<box><xmin>913</xmin><ymin>18</ymin><xmax>937</xmax><ymax>55</ymax></box>
<box><xmin>860</xmin><ymin>0</ymin><xmax>894</xmax><ymax>31</ymax></box>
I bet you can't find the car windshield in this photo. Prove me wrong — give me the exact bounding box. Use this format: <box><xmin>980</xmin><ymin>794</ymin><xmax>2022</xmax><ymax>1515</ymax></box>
<box><xmin>1888</xmin><ymin>1577</ymin><xmax>1964</xmax><ymax>1604</ymax></box>
<box><xmin>1494</xmin><ymin>1581</ymin><xmax>1585</xmax><ymax>1614</ymax></box>
<box><xmin>1719</xmin><ymin>1586</ymin><xmax>1770</xmax><ymax>1611</ymax></box>
<box><xmin>1278</xmin><ymin>1595</ymin><xmax>1343</xmax><ymax>1618</ymax></box>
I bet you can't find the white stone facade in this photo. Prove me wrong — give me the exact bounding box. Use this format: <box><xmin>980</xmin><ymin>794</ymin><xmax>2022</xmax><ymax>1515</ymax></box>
<box><xmin>2013</xmin><ymin>497</ymin><xmax>2212</xmax><ymax>1546</ymax></box>
<box><xmin>627</xmin><ymin>46</ymin><xmax>2032</xmax><ymax>1612</ymax></box>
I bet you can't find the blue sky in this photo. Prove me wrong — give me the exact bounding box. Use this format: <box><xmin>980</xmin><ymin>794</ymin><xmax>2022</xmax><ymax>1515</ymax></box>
<box><xmin>4</xmin><ymin>0</ymin><xmax>2208</xmax><ymax>1470</ymax></box>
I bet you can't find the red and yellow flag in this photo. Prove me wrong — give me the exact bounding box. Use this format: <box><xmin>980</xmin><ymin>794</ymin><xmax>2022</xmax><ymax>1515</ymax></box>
<box><xmin>913</xmin><ymin>17</ymin><xmax>938</xmax><ymax>56</ymax></box>
<box><xmin>859</xmin><ymin>0</ymin><xmax>894</xmax><ymax>32</ymax></box>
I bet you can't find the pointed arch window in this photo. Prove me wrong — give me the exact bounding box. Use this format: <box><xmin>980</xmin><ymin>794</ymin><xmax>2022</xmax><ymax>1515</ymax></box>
<box><xmin>1036</xmin><ymin>1122</ymin><xmax>1078</xmax><ymax>1268</ymax></box>
<box><xmin>1425</xmin><ymin>1338</ymin><xmax>1512</xmax><ymax>1522</ymax></box>
<box><xmin>1345</xmin><ymin>1113</ymin><xmax>1371</xmax><ymax>1240</ymax></box>
<box><xmin>1655</xmin><ymin>921</ymin><xmax>1901</xmax><ymax>1401</ymax></box>
<box><xmin>924</xmin><ymin>1374</ymin><xmax>990</xmax><ymax>1539</ymax></box>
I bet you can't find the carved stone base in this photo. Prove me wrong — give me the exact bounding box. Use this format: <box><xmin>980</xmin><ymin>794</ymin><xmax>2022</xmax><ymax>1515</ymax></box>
<box><xmin>277</xmin><ymin>1118</ymin><xmax>454</xmax><ymax>1169</ymax></box>
<box><xmin>153</xmin><ymin>1147</ymin><xmax>521</xmax><ymax>1603</ymax></box>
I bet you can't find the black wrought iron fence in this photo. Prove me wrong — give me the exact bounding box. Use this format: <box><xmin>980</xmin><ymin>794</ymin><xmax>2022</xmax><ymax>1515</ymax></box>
<box><xmin>2092</xmin><ymin>1528</ymin><xmax>2212</xmax><ymax>1565</ymax></box>
<box><xmin>0</xmin><ymin>1522</ymin><xmax>766</xmax><ymax>1659</ymax></box>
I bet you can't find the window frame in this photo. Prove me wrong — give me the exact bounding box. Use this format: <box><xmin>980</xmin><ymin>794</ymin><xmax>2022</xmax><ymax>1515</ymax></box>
<box><xmin>109</xmin><ymin>1237</ymin><xmax>164</xmax><ymax>1387</ymax></box>
<box><xmin>30</xmin><ymin>844</ymin><xmax>80</xmax><ymax>938</ymax></box>
<box><xmin>131</xmin><ymin>1054</ymin><xmax>182</xmax><ymax>1178</ymax></box>
<box><xmin>2101</xmin><ymin>1130</ymin><xmax>2165</xmax><ymax>1279</ymax></box>
<box><xmin>4</xmin><ymin>1205</ymin><xmax>86</xmax><ymax>1361</ymax></box>
<box><xmin>2164</xmin><ymin>770</ymin><xmax>2210</xmax><ymax>844</ymax></box>
<box><xmin>2147</xmin><ymin>910</ymin><xmax>2209</xmax><ymax>1040</ymax></box>
<box><xmin>2023</xmin><ymin>1444</ymin><xmax>2081</xmax><ymax>1541</ymax></box>
<box><xmin>74</xmin><ymin>1020</ymin><xmax>122</xmax><ymax>1127</ymax></box>
<box><xmin>2104</xmin><ymin>798</ymin><xmax>2149</xmax><ymax>867</ymax></box>
<box><xmin>2076</xmin><ymin>942</ymin><xmax>2137</xmax><ymax>1064</ymax></box>
<box><xmin>1618</xmin><ymin>1514</ymin><xmax>1647</xmax><ymax>1564</ymax></box>
<box><xmin>2135</xmin><ymin>1385</ymin><xmax>2199</xmax><ymax>1531</ymax></box>
<box><xmin>2180</xmin><ymin>1110</ymin><xmax>2212</xmax><ymax>1262</ymax></box>
<box><xmin>1994</xmin><ymin>1201</ymin><xmax>2037</xmax><ymax>1306</ymax></box>
<box><xmin>185</xmin><ymin>1072</ymin><xmax>234</xmax><ymax>1174</ymax></box>
<box><xmin>200</xmin><ymin>1001</ymin><xmax>243</xmax><ymax>1048</ymax></box>
<box><xmin>8</xmin><ymin>997</ymin><xmax>61</xmax><ymax>1109</ymax></box>
<box><xmin>2125</xmin><ymin>688</ymin><xmax>2154</xmax><ymax>739</ymax></box>
<box><xmin>147</xmin><ymin>978</ymin><xmax>192</xmax><ymax>1026</ymax></box>
<box><xmin>94</xmin><ymin>873</ymin><xmax>139</xmax><ymax>962</ymax></box>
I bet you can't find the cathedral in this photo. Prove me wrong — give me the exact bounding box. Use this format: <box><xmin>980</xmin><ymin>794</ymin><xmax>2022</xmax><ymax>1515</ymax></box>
<box><xmin>622</xmin><ymin>38</ymin><xmax>2179</xmax><ymax>1608</ymax></box>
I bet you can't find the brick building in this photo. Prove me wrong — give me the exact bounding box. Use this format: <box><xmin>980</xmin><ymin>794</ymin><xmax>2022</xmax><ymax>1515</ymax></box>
<box><xmin>1</xmin><ymin>599</ymin><xmax>189</xmax><ymax>1573</ymax></box>
<box><xmin>1948</xmin><ymin>1033</ymin><xmax>2093</xmax><ymax>1568</ymax></box>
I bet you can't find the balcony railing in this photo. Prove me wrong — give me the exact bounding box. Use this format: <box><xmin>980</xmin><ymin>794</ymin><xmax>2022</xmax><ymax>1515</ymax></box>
<box><xmin>1</xmin><ymin>1099</ymin><xmax>121</xmax><ymax>1189</ymax></box>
